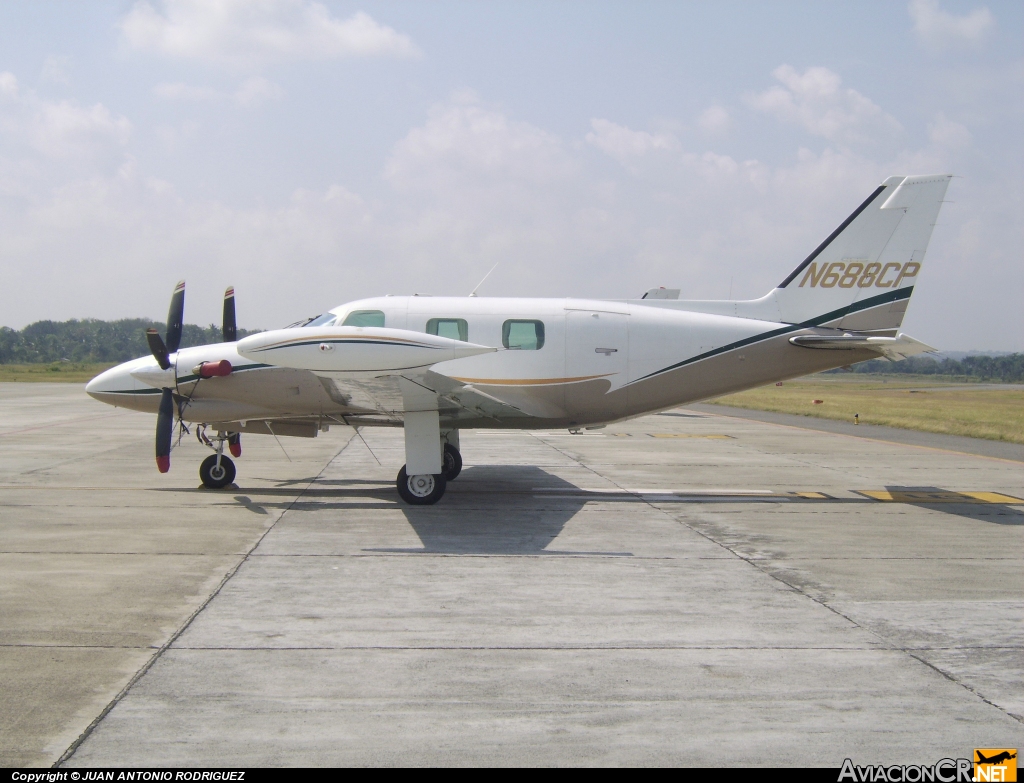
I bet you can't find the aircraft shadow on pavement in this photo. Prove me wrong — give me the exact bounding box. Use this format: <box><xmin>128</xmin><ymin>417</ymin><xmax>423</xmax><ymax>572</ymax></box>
<box><xmin>379</xmin><ymin>466</ymin><xmax>633</xmax><ymax>556</ymax></box>
<box><xmin>159</xmin><ymin>465</ymin><xmax>628</xmax><ymax>556</ymax></box>
<box><xmin>875</xmin><ymin>485</ymin><xmax>1024</xmax><ymax>526</ymax></box>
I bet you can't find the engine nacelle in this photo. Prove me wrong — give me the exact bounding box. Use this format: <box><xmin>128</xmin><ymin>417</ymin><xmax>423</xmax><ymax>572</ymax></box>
<box><xmin>237</xmin><ymin>327</ymin><xmax>495</xmax><ymax>373</ymax></box>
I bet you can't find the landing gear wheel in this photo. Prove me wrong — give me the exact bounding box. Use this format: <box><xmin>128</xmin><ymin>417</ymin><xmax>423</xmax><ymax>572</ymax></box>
<box><xmin>442</xmin><ymin>443</ymin><xmax>462</xmax><ymax>481</ymax></box>
<box><xmin>200</xmin><ymin>454</ymin><xmax>236</xmax><ymax>489</ymax></box>
<box><xmin>396</xmin><ymin>466</ymin><xmax>446</xmax><ymax>505</ymax></box>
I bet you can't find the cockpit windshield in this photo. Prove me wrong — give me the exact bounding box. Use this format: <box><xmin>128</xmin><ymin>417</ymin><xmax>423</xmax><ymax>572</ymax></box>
<box><xmin>285</xmin><ymin>313</ymin><xmax>337</xmax><ymax>328</ymax></box>
<box><xmin>304</xmin><ymin>313</ymin><xmax>337</xmax><ymax>327</ymax></box>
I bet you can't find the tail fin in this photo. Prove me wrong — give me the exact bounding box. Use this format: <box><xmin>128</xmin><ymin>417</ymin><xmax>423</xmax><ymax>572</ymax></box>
<box><xmin>772</xmin><ymin>175</ymin><xmax>951</xmax><ymax>330</ymax></box>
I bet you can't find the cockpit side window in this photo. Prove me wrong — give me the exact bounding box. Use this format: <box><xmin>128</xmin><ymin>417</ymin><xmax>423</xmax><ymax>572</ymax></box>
<box><xmin>426</xmin><ymin>318</ymin><xmax>468</xmax><ymax>342</ymax></box>
<box><xmin>342</xmin><ymin>310</ymin><xmax>386</xmax><ymax>328</ymax></box>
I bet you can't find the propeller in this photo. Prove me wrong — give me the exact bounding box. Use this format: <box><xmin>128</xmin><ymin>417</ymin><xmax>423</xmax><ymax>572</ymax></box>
<box><xmin>223</xmin><ymin>286</ymin><xmax>240</xmax><ymax>457</ymax></box>
<box><xmin>222</xmin><ymin>286</ymin><xmax>236</xmax><ymax>343</ymax></box>
<box><xmin>147</xmin><ymin>280</ymin><xmax>241</xmax><ymax>474</ymax></box>
<box><xmin>156</xmin><ymin>388</ymin><xmax>174</xmax><ymax>473</ymax></box>
<box><xmin>146</xmin><ymin>280</ymin><xmax>185</xmax><ymax>474</ymax></box>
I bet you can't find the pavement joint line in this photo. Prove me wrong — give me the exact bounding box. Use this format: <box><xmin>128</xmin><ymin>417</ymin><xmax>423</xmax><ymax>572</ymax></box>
<box><xmin>6</xmin><ymin>642</ymin><xmax>1019</xmax><ymax>652</ymax></box>
<box><xmin>233</xmin><ymin>553</ymin><xmax>1023</xmax><ymax>562</ymax></box>
<box><xmin>166</xmin><ymin>644</ymin><xmax>890</xmax><ymax>652</ymax></box>
<box><xmin>1</xmin><ymin>551</ymin><xmax>266</xmax><ymax>556</ymax></box>
<box><xmin>532</xmin><ymin>430</ymin><xmax>1024</xmax><ymax>728</ymax></box>
<box><xmin>694</xmin><ymin>406</ymin><xmax>1024</xmax><ymax>464</ymax></box>
<box><xmin>0</xmin><ymin>411</ymin><xmax>128</xmax><ymax>438</ymax></box>
<box><xmin>21</xmin><ymin>441</ymin><xmax>141</xmax><ymax>476</ymax></box>
<box><xmin>54</xmin><ymin>430</ymin><xmax>358</xmax><ymax>769</ymax></box>
<box><xmin>670</xmin><ymin>511</ymin><xmax>1024</xmax><ymax>725</ymax></box>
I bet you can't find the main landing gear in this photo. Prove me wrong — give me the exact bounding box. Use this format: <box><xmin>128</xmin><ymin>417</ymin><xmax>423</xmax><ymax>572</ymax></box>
<box><xmin>197</xmin><ymin>426</ymin><xmax>238</xmax><ymax>489</ymax></box>
<box><xmin>396</xmin><ymin>443</ymin><xmax>461</xmax><ymax>506</ymax></box>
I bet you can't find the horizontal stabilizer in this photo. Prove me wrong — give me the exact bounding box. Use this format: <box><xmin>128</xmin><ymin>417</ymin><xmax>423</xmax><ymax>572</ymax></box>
<box><xmin>789</xmin><ymin>331</ymin><xmax>937</xmax><ymax>360</ymax></box>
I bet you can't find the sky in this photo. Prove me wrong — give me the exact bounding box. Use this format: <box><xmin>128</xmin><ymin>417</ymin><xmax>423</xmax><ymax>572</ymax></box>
<box><xmin>0</xmin><ymin>0</ymin><xmax>1021</xmax><ymax>350</ymax></box>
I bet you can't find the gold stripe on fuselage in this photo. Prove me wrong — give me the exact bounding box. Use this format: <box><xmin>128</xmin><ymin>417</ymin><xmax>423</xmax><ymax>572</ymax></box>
<box><xmin>250</xmin><ymin>334</ymin><xmax>436</xmax><ymax>351</ymax></box>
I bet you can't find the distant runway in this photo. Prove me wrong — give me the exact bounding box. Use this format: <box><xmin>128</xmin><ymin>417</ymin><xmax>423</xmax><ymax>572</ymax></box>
<box><xmin>1</xmin><ymin>383</ymin><xmax>1021</xmax><ymax>767</ymax></box>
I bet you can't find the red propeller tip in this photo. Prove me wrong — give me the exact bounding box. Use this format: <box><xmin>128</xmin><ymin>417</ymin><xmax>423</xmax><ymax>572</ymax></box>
<box><xmin>156</xmin><ymin>456</ymin><xmax>170</xmax><ymax>473</ymax></box>
<box><xmin>229</xmin><ymin>443</ymin><xmax>242</xmax><ymax>458</ymax></box>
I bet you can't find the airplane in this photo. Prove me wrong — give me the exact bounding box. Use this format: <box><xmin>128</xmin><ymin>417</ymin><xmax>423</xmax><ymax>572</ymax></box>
<box><xmin>976</xmin><ymin>752</ymin><xmax>1016</xmax><ymax>765</ymax></box>
<box><xmin>86</xmin><ymin>174</ymin><xmax>952</xmax><ymax>504</ymax></box>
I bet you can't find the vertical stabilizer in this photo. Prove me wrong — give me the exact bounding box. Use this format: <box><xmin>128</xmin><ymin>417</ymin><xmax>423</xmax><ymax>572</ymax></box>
<box><xmin>771</xmin><ymin>175</ymin><xmax>951</xmax><ymax>329</ymax></box>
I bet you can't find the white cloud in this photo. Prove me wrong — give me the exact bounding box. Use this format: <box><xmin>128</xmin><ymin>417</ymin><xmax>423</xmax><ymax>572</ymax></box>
<box><xmin>120</xmin><ymin>0</ymin><xmax>418</xmax><ymax>65</ymax></box>
<box><xmin>233</xmin><ymin>76</ymin><xmax>284</xmax><ymax>107</ymax></box>
<box><xmin>153</xmin><ymin>81</ymin><xmax>220</xmax><ymax>101</ymax></box>
<box><xmin>697</xmin><ymin>105</ymin><xmax>731</xmax><ymax>135</ymax></box>
<box><xmin>585</xmin><ymin>118</ymin><xmax>678</xmax><ymax>160</ymax></box>
<box><xmin>385</xmin><ymin>95</ymin><xmax>573</xmax><ymax>190</ymax></box>
<box><xmin>0</xmin><ymin>72</ymin><xmax>131</xmax><ymax>158</ymax></box>
<box><xmin>909</xmin><ymin>0</ymin><xmax>994</xmax><ymax>48</ymax></box>
<box><xmin>747</xmin><ymin>65</ymin><xmax>902</xmax><ymax>146</ymax></box>
<box><xmin>927</xmin><ymin>113</ymin><xmax>971</xmax><ymax>149</ymax></box>
<box><xmin>0</xmin><ymin>71</ymin><xmax>18</xmax><ymax>97</ymax></box>
<box><xmin>40</xmin><ymin>56</ymin><xmax>71</xmax><ymax>86</ymax></box>
<box><xmin>0</xmin><ymin>75</ymin><xmax>1014</xmax><ymax>350</ymax></box>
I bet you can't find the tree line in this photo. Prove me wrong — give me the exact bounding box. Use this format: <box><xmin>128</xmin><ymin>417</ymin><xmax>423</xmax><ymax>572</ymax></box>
<box><xmin>825</xmin><ymin>353</ymin><xmax>1024</xmax><ymax>382</ymax></box>
<box><xmin>0</xmin><ymin>319</ymin><xmax>259</xmax><ymax>364</ymax></box>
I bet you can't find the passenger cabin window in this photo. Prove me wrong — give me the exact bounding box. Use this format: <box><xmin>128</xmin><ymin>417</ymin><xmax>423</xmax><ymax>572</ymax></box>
<box><xmin>426</xmin><ymin>318</ymin><xmax>468</xmax><ymax>342</ymax></box>
<box><xmin>303</xmin><ymin>313</ymin><xmax>336</xmax><ymax>327</ymax></box>
<box><xmin>502</xmin><ymin>319</ymin><xmax>544</xmax><ymax>350</ymax></box>
<box><xmin>342</xmin><ymin>310</ymin><xmax>385</xmax><ymax>328</ymax></box>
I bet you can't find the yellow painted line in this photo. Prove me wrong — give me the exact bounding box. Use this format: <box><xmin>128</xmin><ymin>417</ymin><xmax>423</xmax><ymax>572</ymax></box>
<box><xmin>857</xmin><ymin>490</ymin><xmax>1024</xmax><ymax>504</ymax></box>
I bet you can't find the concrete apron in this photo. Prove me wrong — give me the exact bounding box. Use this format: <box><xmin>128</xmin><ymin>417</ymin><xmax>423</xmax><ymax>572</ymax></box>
<box><xmin>1</xmin><ymin>383</ymin><xmax>1021</xmax><ymax>766</ymax></box>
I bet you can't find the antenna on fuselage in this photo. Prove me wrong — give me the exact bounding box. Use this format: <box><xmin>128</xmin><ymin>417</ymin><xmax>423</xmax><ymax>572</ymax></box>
<box><xmin>468</xmin><ymin>263</ymin><xmax>499</xmax><ymax>297</ymax></box>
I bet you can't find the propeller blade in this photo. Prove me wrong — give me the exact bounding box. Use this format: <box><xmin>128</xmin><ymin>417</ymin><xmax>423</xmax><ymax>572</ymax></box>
<box><xmin>229</xmin><ymin>432</ymin><xmax>241</xmax><ymax>458</ymax></box>
<box><xmin>165</xmin><ymin>280</ymin><xmax>185</xmax><ymax>354</ymax></box>
<box><xmin>146</xmin><ymin>329</ymin><xmax>171</xmax><ymax>370</ymax></box>
<box><xmin>222</xmin><ymin>286</ymin><xmax>236</xmax><ymax>343</ymax></box>
<box><xmin>156</xmin><ymin>388</ymin><xmax>174</xmax><ymax>473</ymax></box>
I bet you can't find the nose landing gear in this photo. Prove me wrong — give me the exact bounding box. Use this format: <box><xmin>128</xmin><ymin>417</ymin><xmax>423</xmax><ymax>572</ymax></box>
<box><xmin>197</xmin><ymin>426</ymin><xmax>237</xmax><ymax>489</ymax></box>
<box><xmin>200</xmin><ymin>453</ymin><xmax>236</xmax><ymax>489</ymax></box>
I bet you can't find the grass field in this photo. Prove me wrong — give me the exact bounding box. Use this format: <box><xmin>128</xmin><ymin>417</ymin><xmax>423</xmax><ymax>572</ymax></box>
<box><xmin>0</xmin><ymin>363</ymin><xmax>115</xmax><ymax>383</ymax></box>
<box><xmin>709</xmin><ymin>376</ymin><xmax>1024</xmax><ymax>444</ymax></box>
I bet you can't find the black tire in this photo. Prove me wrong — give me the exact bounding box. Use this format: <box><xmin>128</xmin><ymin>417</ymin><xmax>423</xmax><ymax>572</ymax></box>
<box><xmin>396</xmin><ymin>466</ymin><xmax>446</xmax><ymax>505</ymax></box>
<box><xmin>442</xmin><ymin>443</ymin><xmax>463</xmax><ymax>481</ymax></box>
<box><xmin>200</xmin><ymin>454</ymin><xmax>236</xmax><ymax>489</ymax></box>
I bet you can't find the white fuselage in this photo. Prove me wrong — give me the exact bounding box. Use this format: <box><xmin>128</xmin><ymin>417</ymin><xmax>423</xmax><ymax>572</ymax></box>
<box><xmin>86</xmin><ymin>295</ymin><xmax>875</xmax><ymax>432</ymax></box>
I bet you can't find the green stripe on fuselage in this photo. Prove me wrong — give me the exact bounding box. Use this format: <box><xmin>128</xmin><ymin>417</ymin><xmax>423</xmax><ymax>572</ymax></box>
<box><xmin>631</xmin><ymin>287</ymin><xmax>912</xmax><ymax>384</ymax></box>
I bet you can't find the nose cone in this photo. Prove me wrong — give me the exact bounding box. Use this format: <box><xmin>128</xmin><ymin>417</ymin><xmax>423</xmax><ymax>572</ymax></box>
<box><xmin>86</xmin><ymin>363</ymin><xmax>131</xmax><ymax>400</ymax></box>
<box><xmin>86</xmin><ymin>356</ymin><xmax>158</xmax><ymax>411</ymax></box>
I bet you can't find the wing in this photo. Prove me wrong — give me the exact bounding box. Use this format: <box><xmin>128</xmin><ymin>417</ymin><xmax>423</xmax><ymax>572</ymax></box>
<box><xmin>315</xmin><ymin>368</ymin><xmax>544</xmax><ymax>426</ymax></box>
